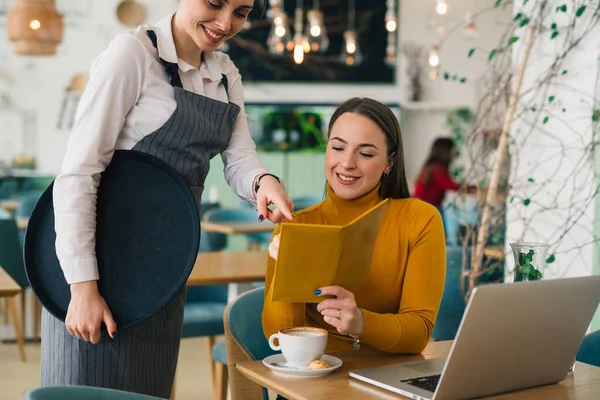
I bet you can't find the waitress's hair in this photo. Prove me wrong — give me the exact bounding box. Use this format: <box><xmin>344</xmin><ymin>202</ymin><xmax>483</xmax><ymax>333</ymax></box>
<box><xmin>327</xmin><ymin>97</ymin><xmax>411</xmax><ymax>199</ymax></box>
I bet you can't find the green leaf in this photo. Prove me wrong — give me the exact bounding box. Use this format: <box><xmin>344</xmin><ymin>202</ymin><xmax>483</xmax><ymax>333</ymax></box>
<box><xmin>495</xmin><ymin>0</ymin><xmax>501</xmax><ymax>7</ymax></box>
<box><xmin>562</xmin><ymin>108</ymin><xmax>566</xmax><ymax>113</ymax></box>
<box><xmin>526</xmin><ymin>249</ymin><xmax>535</xmax><ymax>262</ymax></box>
<box><xmin>510</xmin><ymin>196</ymin><xmax>515</xmax><ymax>203</ymax></box>
<box><xmin>528</xmin><ymin>177</ymin><xmax>535</xmax><ymax>183</ymax></box>
<box><xmin>548</xmin><ymin>96</ymin><xmax>555</xmax><ymax>102</ymax></box>
<box><xmin>488</xmin><ymin>49</ymin><xmax>497</xmax><ymax>62</ymax></box>
<box><xmin>593</xmin><ymin>110</ymin><xmax>600</xmax><ymax>122</ymax></box>
<box><xmin>478</xmin><ymin>178</ymin><xmax>488</xmax><ymax>188</ymax></box>
<box><xmin>556</xmin><ymin>4</ymin><xmax>567</xmax><ymax>12</ymax></box>
<box><xmin>508</xmin><ymin>36</ymin><xmax>520</xmax><ymax>45</ymax></box>
<box><xmin>520</xmin><ymin>17</ymin><xmax>530</xmax><ymax>27</ymax></box>
<box><xmin>551</xmin><ymin>31</ymin><xmax>559</xmax><ymax>40</ymax></box>
<box><xmin>531</xmin><ymin>106</ymin><xmax>537</xmax><ymax>112</ymax></box>
<box><xmin>576</xmin><ymin>5</ymin><xmax>586</xmax><ymax>17</ymax></box>
<box><xmin>468</xmin><ymin>48</ymin><xmax>475</xmax><ymax>58</ymax></box>
<box><xmin>514</xmin><ymin>12</ymin><xmax>523</xmax><ymax>21</ymax></box>
<box><xmin>519</xmin><ymin>252</ymin><xmax>527</xmax><ymax>266</ymax></box>
<box><xmin>543</xmin><ymin>116</ymin><xmax>549</xmax><ymax>124</ymax></box>
<box><xmin>551</xmin><ymin>22</ymin><xmax>557</xmax><ymax>29</ymax></box>
<box><xmin>561</xmin><ymin>69</ymin><xmax>568</xmax><ymax>75</ymax></box>
<box><xmin>459</xmin><ymin>77</ymin><xmax>467</xmax><ymax>83</ymax></box>
<box><xmin>546</xmin><ymin>254</ymin><xmax>556</xmax><ymax>264</ymax></box>
<box><xmin>443</xmin><ymin>72</ymin><xmax>450</xmax><ymax>80</ymax></box>
<box><xmin>452</xmin><ymin>75</ymin><xmax>458</xmax><ymax>81</ymax></box>
<box><xmin>524</xmin><ymin>198</ymin><xmax>531</xmax><ymax>206</ymax></box>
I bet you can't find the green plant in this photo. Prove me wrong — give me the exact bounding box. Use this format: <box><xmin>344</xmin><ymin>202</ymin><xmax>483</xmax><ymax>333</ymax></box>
<box><xmin>515</xmin><ymin>249</ymin><xmax>543</xmax><ymax>281</ymax></box>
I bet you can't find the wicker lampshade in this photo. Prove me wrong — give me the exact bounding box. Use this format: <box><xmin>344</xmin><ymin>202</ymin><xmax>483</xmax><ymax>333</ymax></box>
<box><xmin>7</xmin><ymin>0</ymin><xmax>63</xmax><ymax>56</ymax></box>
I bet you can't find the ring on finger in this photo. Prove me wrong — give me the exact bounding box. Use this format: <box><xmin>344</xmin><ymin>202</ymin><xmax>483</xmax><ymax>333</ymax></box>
<box><xmin>336</xmin><ymin>309</ymin><xmax>341</xmax><ymax>319</ymax></box>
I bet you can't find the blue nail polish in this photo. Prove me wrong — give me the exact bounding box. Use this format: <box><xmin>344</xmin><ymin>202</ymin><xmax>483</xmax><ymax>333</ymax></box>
<box><xmin>316</xmin><ymin>305</ymin><xmax>319</xmax><ymax>311</ymax></box>
<box><xmin>314</xmin><ymin>289</ymin><xmax>321</xmax><ymax>295</ymax></box>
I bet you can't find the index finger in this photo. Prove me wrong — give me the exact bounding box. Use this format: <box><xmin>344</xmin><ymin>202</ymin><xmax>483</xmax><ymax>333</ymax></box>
<box><xmin>271</xmin><ymin>196</ymin><xmax>295</xmax><ymax>221</ymax></box>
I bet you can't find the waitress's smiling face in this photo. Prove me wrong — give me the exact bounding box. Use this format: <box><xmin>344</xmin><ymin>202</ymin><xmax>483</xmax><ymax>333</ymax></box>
<box><xmin>178</xmin><ymin>0</ymin><xmax>253</xmax><ymax>51</ymax></box>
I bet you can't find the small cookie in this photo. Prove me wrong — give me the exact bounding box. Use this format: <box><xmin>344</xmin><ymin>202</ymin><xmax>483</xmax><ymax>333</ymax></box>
<box><xmin>308</xmin><ymin>359</ymin><xmax>331</xmax><ymax>370</ymax></box>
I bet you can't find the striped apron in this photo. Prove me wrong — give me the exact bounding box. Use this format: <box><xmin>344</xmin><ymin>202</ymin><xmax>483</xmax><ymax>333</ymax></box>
<box><xmin>41</xmin><ymin>30</ymin><xmax>240</xmax><ymax>398</ymax></box>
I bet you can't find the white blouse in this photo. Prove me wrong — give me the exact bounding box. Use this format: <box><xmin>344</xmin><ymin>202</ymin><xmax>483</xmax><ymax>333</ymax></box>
<box><xmin>53</xmin><ymin>13</ymin><xmax>267</xmax><ymax>284</ymax></box>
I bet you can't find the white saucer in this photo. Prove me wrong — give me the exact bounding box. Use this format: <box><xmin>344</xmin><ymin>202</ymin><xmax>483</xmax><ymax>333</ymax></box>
<box><xmin>263</xmin><ymin>354</ymin><xmax>343</xmax><ymax>378</ymax></box>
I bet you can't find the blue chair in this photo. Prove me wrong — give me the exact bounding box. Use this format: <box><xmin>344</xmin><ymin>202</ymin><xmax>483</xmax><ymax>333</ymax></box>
<box><xmin>199</xmin><ymin>201</ymin><xmax>222</xmax><ymax>252</ymax></box>
<box><xmin>203</xmin><ymin>207</ymin><xmax>271</xmax><ymax>251</ymax></box>
<box><xmin>292</xmin><ymin>195</ymin><xmax>322</xmax><ymax>212</ymax></box>
<box><xmin>25</xmin><ymin>386</ymin><xmax>163</xmax><ymax>400</ymax></box>
<box><xmin>13</xmin><ymin>190</ymin><xmax>43</xmax><ymax>246</ymax></box>
<box><xmin>576</xmin><ymin>329</ymin><xmax>600</xmax><ymax>367</ymax></box>
<box><xmin>223</xmin><ymin>287</ymin><xmax>276</xmax><ymax>400</ymax></box>
<box><xmin>0</xmin><ymin>179</ymin><xmax>19</xmax><ymax>200</ymax></box>
<box><xmin>432</xmin><ymin>246</ymin><xmax>468</xmax><ymax>341</ymax></box>
<box><xmin>0</xmin><ymin>215</ymin><xmax>29</xmax><ymax>361</ymax></box>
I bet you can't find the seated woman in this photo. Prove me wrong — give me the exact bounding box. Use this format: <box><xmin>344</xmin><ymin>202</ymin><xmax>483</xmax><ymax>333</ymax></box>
<box><xmin>262</xmin><ymin>97</ymin><xmax>446</xmax><ymax>354</ymax></box>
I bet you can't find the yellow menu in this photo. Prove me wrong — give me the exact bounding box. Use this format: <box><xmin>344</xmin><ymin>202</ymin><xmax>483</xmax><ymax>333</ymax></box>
<box><xmin>271</xmin><ymin>199</ymin><xmax>389</xmax><ymax>303</ymax></box>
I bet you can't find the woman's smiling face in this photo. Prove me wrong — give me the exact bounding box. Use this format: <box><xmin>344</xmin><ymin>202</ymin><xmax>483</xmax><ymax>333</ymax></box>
<box><xmin>178</xmin><ymin>0</ymin><xmax>253</xmax><ymax>51</ymax></box>
<box><xmin>324</xmin><ymin>112</ymin><xmax>393</xmax><ymax>200</ymax></box>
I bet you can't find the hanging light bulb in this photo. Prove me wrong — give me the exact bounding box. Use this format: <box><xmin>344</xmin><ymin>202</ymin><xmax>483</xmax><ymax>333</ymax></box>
<box><xmin>340</xmin><ymin>31</ymin><xmax>363</xmax><ymax>66</ymax></box>
<box><xmin>340</xmin><ymin>0</ymin><xmax>362</xmax><ymax>66</ymax></box>
<box><xmin>385</xmin><ymin>30</ymin><xmax>396</xmax><ymax>66</ymax></box>
<box><xmin>292</xmin><ymin>6</ymin><xmax>306</xmax><ymax>63</ymax></box>
<box><xmin>428</xmin><ymin>45</ymin><xmax>440</xmax><ymax>67</ymax></box>
<box><xmin>463</xmin><ymin>11</ymin><xmax>477</xmax><ymax>38</ymax></box>
<box><xmin>304</xmin><ymin>9</ymin><xmax>329</xmax><ymax>52</ymax></box>
<box><xmin>7</xmin><ymin>0</ymin><xmax>63</xmax><ymax>55</ymax></box>
<box><xmin>429</xmin><ymin>68</ymin><xmax>439</xmax><ymax>80</ymax></box>
<box><xmin>385</xmin><ymin>0</ymin><xmax>397</xmax><ymax>32</ymax></box>
<box><xmin>436</xmin><ymin>0</ymin><xmax>448</xmax><ymax>15</ymax></box>
<box><xmin>267</xmin><ymin>5</ymin><xmax>293</xmax><ymax>55</ymax></box>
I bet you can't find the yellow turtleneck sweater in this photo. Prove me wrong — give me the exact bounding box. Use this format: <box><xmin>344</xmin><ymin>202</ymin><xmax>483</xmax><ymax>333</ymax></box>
<box><xmin>262</xmin><ymin>183</ymin><xmax>446</xmax><ymax>354</ymax></box>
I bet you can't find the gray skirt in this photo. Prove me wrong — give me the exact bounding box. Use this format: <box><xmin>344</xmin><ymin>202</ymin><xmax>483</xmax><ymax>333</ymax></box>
<box><xmin>41</xmin><ymin>288</ymin><xmax>186</xmax><ymax>399</ymax></box>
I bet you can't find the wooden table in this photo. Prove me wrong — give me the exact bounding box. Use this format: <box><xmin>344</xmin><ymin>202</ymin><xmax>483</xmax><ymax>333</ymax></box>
<box><xmin>188</xmin><ymin>251</ymin><xmax>268</xmax><ymax>302</ymax></box>
<box><xmin>188</xmin><ymin>251</ymin><xmax>267</xmax><ymax>286</ymax></box>
<box><xmin>0</xmin><ymin>266</ymin><xmax>25</xmax><ymax>362</ymax></box>
<box><xmin>0</xmin><ymin>199</ymin><xmax>19</xmax><ymax>214</ymax></box>
<box><xmin>201</xmin><ymin>221</ymin><xmax>275</xmax><ymax>235</ymax></box>
<box><xmin>236</xmin><ymin>340</ymin><xmax>600</xmax><ymax>399</ymax></box>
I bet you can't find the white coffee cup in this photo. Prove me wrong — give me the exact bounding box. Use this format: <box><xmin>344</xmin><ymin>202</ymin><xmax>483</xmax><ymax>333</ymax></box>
<box><xmin>268</xmin><ymin>327</ymin><xmax>328</xmax><ymax>367</ymax></box>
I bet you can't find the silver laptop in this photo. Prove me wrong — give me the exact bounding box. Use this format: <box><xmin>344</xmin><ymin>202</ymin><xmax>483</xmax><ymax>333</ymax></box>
<box><xmin>349</xmin><ymin>275</ymin><xmax>600</xmax><ymax>400</ymax></box>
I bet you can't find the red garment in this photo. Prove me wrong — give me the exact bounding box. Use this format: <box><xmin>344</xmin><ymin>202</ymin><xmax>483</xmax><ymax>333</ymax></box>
<box><xmin>413</xmin><ymin>163</ymin><xmax>461</xmax><ymax>207</ymax></box>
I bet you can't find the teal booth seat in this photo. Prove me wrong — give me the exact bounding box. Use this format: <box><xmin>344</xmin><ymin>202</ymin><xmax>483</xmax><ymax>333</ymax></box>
<box><xmin>14</xmin><ymin>190</ymin><xmax>43</xmax><ymax>245</ymax></box>
<box><xmin>14</xmin><ymin>190</ymin><xmax>43</xmax><ymax>218</ymax></box>
<box><xmin>291</xmin><ymin>195</ymin><xmax>322</xmax><ymax>212</ymax></box>
<box><xmin>0</xmin><ymin>178</ymin><xmax>19</xmax><ymax>200</ymax></box>
<box><xmin>203</xmin><ymin>207</ymin><xmax>271</xmax><ymax>250</ymax></box>
<box><xmin>576</xmin><ymin>329</ymin><xmax>600</xmax><ymax>367</ymax></box>
<box><xmin>25</xmin><ymin>386</ymin><xmax>163</xmax><ymax>400</ymax></box>
<box><xmin>216</xmin><ymin>287</ymin><xmax>276</xmax><ymax>400</ymax></box>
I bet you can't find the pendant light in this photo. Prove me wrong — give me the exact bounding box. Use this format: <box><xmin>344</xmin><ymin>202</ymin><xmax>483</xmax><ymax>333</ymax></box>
<box><xmin>267</xmin><ymin>0</ymin><xmax>293</xmax><ymax>55</ymax></box>
<box><xmin>339</xmin><ymin>0</ymin><xmax>362</xmax><ymax>66</ymax></box>
<box><xmin>304</xmin><ymin>0</ymin><xmax>329</xmax><ymax>52</ymax></box>
<box><xmin>7</xmin><ymin>0</ymin><xmax>63</xmax><ymax>56</ymax></box>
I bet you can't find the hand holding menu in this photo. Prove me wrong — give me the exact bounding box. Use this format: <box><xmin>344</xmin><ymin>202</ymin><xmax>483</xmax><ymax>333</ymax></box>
<box><xmin>271</xmin><ymin>199</ymin><xmax>389</xmax><ymax>303</ymax></box>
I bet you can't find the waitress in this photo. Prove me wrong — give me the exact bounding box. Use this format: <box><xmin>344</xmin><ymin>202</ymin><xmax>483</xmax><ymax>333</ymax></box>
<box><xmin>43</xmin><ymin>0</ymin><xmax>292</xmax><ymax>397</ymax></box>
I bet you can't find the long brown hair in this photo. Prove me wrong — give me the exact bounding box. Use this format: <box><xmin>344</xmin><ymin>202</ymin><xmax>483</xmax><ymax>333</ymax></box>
<box><xmin>420</xmin><ymin>137</ymin><xmax>455</xmax><ymax>184</ymax></box>
<box><xmin>327</xmin><ymin>98</ymin><xmax>410</xmax><ymax>199</ymax></box>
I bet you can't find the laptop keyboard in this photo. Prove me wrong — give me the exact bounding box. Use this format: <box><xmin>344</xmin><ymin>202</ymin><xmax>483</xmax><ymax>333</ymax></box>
<box><xmin>400</xmin><ymin>374</ymin><xmax>441</xmax><ymax>392</ymax></box>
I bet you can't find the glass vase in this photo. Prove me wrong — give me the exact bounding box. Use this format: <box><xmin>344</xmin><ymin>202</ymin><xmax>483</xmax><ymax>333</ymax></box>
<box><xmin>510</xmin><ymin>242</ymin><xmax>549</xmax><ymax>282</ymax></box>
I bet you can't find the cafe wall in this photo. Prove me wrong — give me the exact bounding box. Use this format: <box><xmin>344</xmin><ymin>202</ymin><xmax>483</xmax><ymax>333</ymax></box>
<box><xmin>0</xmin><ymin>0</ymin><xmax>511</xmax><ymax>191</ymax></box>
